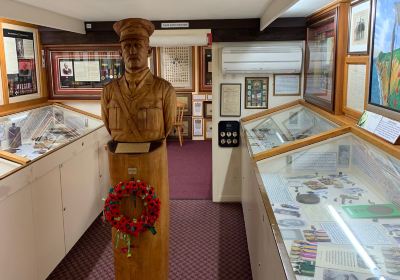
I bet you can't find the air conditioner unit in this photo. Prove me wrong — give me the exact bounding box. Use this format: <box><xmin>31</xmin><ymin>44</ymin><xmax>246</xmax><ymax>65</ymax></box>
<box><xmin>221</xmin><ymin>46</ymin><xmax>303</xmax><ymax>74</ymax></box>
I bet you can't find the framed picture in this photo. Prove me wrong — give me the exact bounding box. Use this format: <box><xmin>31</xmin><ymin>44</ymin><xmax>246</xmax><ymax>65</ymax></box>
<box><xmin>192</xmin><ymin>118</ymin><xmax>203</xmax><ymax>136</ymax></box>
<box><xmin>348</xmin><ymin>0</ymin><xmax>371</xmax><ymax>54</ymax></box>
<box><xmin>1</xmin><ymin>23</ymin><xmax>41</xmax><ymax>104</ymax></box>
<box><xmin>203</xmin><ymin>101</ymin><xmax>212</xmax><ymax>118</ymax></box>
<box><xmin>46</xmin><ymin>46</ymin><xmax>123</xmax><ymax>99</ymax></box>
<box><xmin>273</xmin><ymin>74</ymin><xmax>301</xmax><ymax>96</ymax></box>
<box><xmin>343</xmin><ymin>57</ymin><xmax>369</xmax><ymax>118</ymax></box>
<box><xmin>220</xmin><ymin>83</ymin><xmax>241</xmax><ymax>117</ymax></box>
<box><xmin>204</xmin><ymin>118</ymin><xmax>212</xmax><ymax>139</ymax></box>
<box><xmin>169</xmin><ymin>116</ymin><xmax>192</xmax><ymax>139</ymax></box>
<box><xmin>304</xmin><ymin>10</ymin><xmax>337</xmax><ymax>112</ymax></box>
<box><xmin>158</xmin><ymin>46</ymin><xmax>195</xmax><ymax>92</ymax></box>
<box><xmin>192</xmin><ymin>101</ymin><xmax>203</xmax><ymax>117</ymax></box>
<box><xmin>199</xmin><ymin>46</ymin><xmax>212</xmax><ymax>92</ymax></box>
<box><xmin>368</xmin><ymin>0</ymin><xmax>400</xmax><ymax>118</ymax></box>
<box><xmin>176</xmin><ymin>93</ymin><xmax>192</xmax><ymax>116</ymax></box>
<box><xmin>244</xmin><ymin>77</ymin><xmax>268</xmax><ymax>109</ymax></box>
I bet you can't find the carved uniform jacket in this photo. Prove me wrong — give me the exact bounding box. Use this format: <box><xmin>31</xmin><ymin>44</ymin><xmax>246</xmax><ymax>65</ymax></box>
<box><xmin>101</xmin><ymin>70</ymin><xmax>176</xmax><ymax>142</ymax></box>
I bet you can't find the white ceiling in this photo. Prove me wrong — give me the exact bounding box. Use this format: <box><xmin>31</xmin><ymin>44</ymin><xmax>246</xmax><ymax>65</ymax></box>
<box><xmin>14</xmin><ymin>0</ymin><xmax>334</xmax><ymax>21</ymax></box>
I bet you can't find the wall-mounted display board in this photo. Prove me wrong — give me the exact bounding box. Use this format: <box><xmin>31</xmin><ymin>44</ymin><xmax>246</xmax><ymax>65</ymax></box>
<box><xmin>343</xmin><ymin>56</ymin><xmax>369</xmax><ymax>119</ymax></box>
<box><xmin>368</xmin><ymin>0</ymin><xmax>400</xmax><ymax>121</ymax></box>
<box><xmin>220</xmin><ymin>83</ymin><xmax>241</xmax><ymax>117</ymax></box>
<box><xmin>45</xmin><ymin>46</ymin><xmax>123</xmax><ymax>100</ymax></box>
<box><xmin>199</xmin><ymin>46</ymin><xmax>212</xmax><ymax>92</ymax></box>
<box><xmin>304</xmin><ymin>9</ymin><xmax>338</xmax><ymax>112</ymax></box>
<box><xmin>348</xmin><ymin>0</ymin><xmax>371</xmax><ymax>54</ymax></box>
<box><xmin>158</xmin><ymin>46</ymin><xmax>195</xmax><ymax>92</ymax></box>
<box><xmin>0</xmin><ymin>22</ymin><xmax>41</xmax><ymax>104</ymax></box>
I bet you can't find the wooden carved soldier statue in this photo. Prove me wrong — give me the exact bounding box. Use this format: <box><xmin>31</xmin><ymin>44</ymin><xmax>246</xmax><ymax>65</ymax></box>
<box><xmin>101</xmin><ymin>18</ymin><xmax>175</xmax><ymax>280</ymax></box>
<box><xmin>101</xmin><ymin>18</ymin><xmax>176</xmax><ymax>143</ymax></box>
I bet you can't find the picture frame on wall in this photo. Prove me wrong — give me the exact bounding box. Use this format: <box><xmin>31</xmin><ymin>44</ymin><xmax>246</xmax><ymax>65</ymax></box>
<box><xmin>304</xmin><ymin>10</ymin><xmax>338</xmax><ymax>112</ymax></box>
<box><xmin>203</xmin><ymin>101</ymin><xmax>212</xmax><ymax>118</ymax></box>
<box><xmin>344</xmin><ymin>59</ymin><xmax>368</xmax><ymax>118</ymax></box>
<box><xmin>368</xmin><ymin>0</ymin><xmax>400</xmax><ymax>118</ymax></box>
<box><xmin>158</xmin><ymin>46</ymin><xmax>195</xmax><ymax>92</ymax></box>
<box><xmin>1</xmin><ymin>23</ymin><xmax>41</xmax><ymax>104</ymax></box>
<box><xmin>204</xmin><ymin>118</ymin><xmax>212</xmax><ymax>139</ymax></box>
<box><xmin>348</xmin><ymin>0</ymin><xmax>371</xmax><ymax>54</ymax></box>
<box><xmin>199</xmin><ymin>46</ymin><xmax>212</xmax><ymax>92</ymax></box>
<box><xmin>192</xmin><ymin>118</ymin><xmax>203</xmax><ymax>136</ymax></box>
<box><xmin>46</xmin><ymin>46</ymin><xmax>123</xmax><ymax>100</ymax></box>
<box><xmin>273</xmin><ymin>74</ymin><xmax>301</xmax><ymax>96</ymax></box>
<box><xmin>192</xmin><ymin>101</ymin><xmax>203</xmax><ymax>117</ymax></box>
<box><xmin>220</xmin><ymin>83</ymin><xmax>241</xmax><ymax>117</ymax></box>
<box><xmin>176</xmin><ymin>93</ymin><xmax>192</xmax><ymax>116</ymax></box>
<box><xmin>244</xmin><ymin>77</ymin><xmax>268</xmax><ymax>109</ymax></box>
<box><xmin>169</xmin><ymin>116</ymin><xmax>192</xmax><ymax>139</ymax></box>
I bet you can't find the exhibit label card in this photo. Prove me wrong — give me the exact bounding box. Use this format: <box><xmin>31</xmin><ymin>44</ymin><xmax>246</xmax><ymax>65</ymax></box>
<box><xmin>3</xmin><ymin>37</ymin><xmax>19</xmax><ymax>74</ymax></box>
<box><xmin>74</xmin><ymin>61</ymin><xmax>100</xmax><ymax>82</ymax></box>
<box><xmin>358</xmin><ymin>111</ymin><xmax>400</xmax><ymax>144</ymax></box>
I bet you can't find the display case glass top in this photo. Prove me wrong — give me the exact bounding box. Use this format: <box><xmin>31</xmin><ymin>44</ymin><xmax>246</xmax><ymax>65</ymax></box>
<box><xmin>243</xmin><ymin>104</ymin><xmax>339</xmax><ymax>156</ymax></box>
<box><xmin>0</xmin><ymin>158</ymin><xmax>21</xmax><ymax>178</ymax></box>
<box><xmin>256</xmin><ymin>133</ymin><xmax>400</xmax><ymax>279</ymax></box>
<box><xmin>0</xmin><ymin>105</ymin><xmax>103</xmax><ymax>161</ymax></box>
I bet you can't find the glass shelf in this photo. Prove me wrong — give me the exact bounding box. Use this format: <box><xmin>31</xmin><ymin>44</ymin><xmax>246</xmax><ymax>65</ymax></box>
<box><xmin>257</xmin><ymin>133</ymin><xmax>400</xmax><ymax>279</ymax></box>
<box><xmin>0</xmin><ymin>105</ymin><xmax>103</xmax><ymax>161</ymax></box>
<box><xmin>243</xmin><ymin>104</ymin><xmax>339</xmax><ymax>156</ymax></box>
<box><xmin>0</xmin><ymin>157</ymin><xmax>21</xmax><ymax>178</ymax></box>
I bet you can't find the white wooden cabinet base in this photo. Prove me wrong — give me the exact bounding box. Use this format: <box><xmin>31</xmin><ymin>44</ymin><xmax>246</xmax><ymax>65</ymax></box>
<box><xmin>241</xmin><ymin>135</ymin><xmax>286</xmax><ymax>280</ymax></box>
<box><xmin>0</xmin><ymin>126</ymin><xmax>110</xmax><ymax>280</ymax></box>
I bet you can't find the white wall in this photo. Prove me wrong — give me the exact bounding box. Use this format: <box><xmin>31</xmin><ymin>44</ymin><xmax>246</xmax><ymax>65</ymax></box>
<box><xmin>212</xmin><ymin>41</ymin><xmax>304</xmax><ymax>202</ymax></box>
<box><xmin>0</xmin><ymin>0</ymin><xmax>85</xmax><ymax>33</ymax></box>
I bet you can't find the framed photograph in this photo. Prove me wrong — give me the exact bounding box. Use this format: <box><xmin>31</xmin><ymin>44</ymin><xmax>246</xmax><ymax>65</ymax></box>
<box><xmin>158</xmin><ymin>46</ymin><xmax>195</xmax><ymax>92</ymax></box>
<box><xmin>368</xmin><ymin>0</ymin><xmax>400</xmax><ymax>117</ymax></box>
<box><xmin>203</xmin><ymin>101</ymin><xmax>212</xmax><ymax>118</ymax></box>
<box><xmin>192</xmin><ymin>101</ymin><xmax>203</xmax><ymax>117</ymax></box>
<box><xmin>220</xmin><ymin>83</ymin><xmax>241</xmax><ymax>117</ymax></box>
<box><xmin>1</xmin><ymin>23</ymin><xmax>41</xmax><ymax>104</ymax></box>
<box><xmin>304</xmin><ymin>10</ymin><xmax>337</xmax><ymax>112</ymax></box>
<box><xmin>244</xmin><ymin>77</ymin><xmax>268</xmax><ymax>109</ymax></box>
<box><xmin>273</xmin><ymin>74</ymin><xmax>301</xmax><ymax>96</ymax></box>
<box><xmin>199</xmin><ymin>46</ymin><xmax>212</xmax><ymax>92</ymax></box>
<box><xmin>348</xmin><ymin>0</ymin><xmax>371</xmax><ymax>54</ymax></box>
<box><xmin>45</xmin><ymin>45</ymin><xmax>123</xmax><ymax>99</ymax></box>
<box><xmin>169</xmin><ymin>116</ymin><xmax>192</xmax><ymax>139</ymax></box>
<box><xmin>192</xmin><ymin>118</ymin><xmax>203</xmax><ymax>136</ymax></box>
<box><xmin>204</xmin><ymin>118</ymin><xmax>212</xmax><ymax>139</ymax></box>
<box><xmin>176</xmin><ymin>93</ymin><xmax>192</xmax><ymax>116</ymax></box>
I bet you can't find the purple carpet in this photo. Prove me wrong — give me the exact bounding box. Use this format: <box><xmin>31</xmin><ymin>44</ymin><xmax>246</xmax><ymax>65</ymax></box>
<box><xmin>47</xmin><ymin>201</ymin><xmax>252</xmax><ymax>280</ymax></box>
<box><xmin>167</xmin><ymin>140</ymin><xmax>212</xmax><ymax>200</ymax></box>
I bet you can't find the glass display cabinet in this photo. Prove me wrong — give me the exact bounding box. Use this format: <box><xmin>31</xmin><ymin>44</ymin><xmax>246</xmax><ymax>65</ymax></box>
<box><xmin>242</xmin><ymin>103</ymin><xmax>341</xmax><ymax>156</ymax></box>
<box><xmin>0</xmin><ymin>104</ymin><xmax>103</xmax><ymax>161</ymax></box>
<box><xmin>0</xmin><ymin>157</ymin><xmax>21</xmax><ymax>178</ymax></box>
<box><xmin>256</xmin><ymin>132</ymin><xmax>400</xmax><ymax>279</ymax></box>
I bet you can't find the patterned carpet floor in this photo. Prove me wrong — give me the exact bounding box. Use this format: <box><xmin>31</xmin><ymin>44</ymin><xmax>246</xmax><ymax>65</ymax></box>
<box><xmin>47</xmin><ymin>200</ymin><xmax>252</xmax><ymax>280</ymax></box>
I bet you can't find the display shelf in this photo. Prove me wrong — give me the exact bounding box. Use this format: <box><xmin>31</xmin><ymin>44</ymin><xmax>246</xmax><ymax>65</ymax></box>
<box><xmin>0</xmin><ymin>104</ymin><xmax>103</xmax><ymax>161</ymax></box>
<box><xmin>242</xmin><ymin>102</ymin><xmax>342</xmax><ymax>158</ymax></box>
<box><xmin>255</xmin><ymin>132</ymin><xmax>400</xmax><ymax>280</ymax></box>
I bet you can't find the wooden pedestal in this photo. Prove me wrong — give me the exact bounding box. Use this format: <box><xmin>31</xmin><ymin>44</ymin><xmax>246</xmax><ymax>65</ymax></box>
<box><xmin>107</xmin><ymin>141</ymin><xmax>169</xmax><ymax>280</ymax></box>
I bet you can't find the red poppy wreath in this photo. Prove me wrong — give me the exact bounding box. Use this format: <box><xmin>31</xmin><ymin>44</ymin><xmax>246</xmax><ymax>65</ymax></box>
<box><xmin>103</xmin><ymin>179</ymin><xmax>161</xmax><ymax>256</ymax></box>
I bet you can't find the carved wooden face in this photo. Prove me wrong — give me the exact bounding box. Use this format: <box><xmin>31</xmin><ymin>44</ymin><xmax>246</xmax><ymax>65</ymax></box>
<box><xmin>121</xmin><ymin>38</ymin><xmax>151</xmax><ymax>73</ymax></box>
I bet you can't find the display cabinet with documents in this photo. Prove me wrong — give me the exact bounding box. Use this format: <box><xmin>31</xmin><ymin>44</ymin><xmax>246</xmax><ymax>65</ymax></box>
<box><xmin>242</xmin><ymin>127</ymin><xmax>400</xmax><ymax>280</ymax></box>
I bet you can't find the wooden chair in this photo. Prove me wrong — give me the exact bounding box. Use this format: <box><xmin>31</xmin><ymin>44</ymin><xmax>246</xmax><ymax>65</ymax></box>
<box><xmin>173</xmin><ymin>101</ymin><xmax>186</xmax><ymax>146</ymax></box>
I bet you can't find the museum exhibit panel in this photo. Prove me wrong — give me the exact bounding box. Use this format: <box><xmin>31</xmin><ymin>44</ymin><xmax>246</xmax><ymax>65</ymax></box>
<box><xmin>0</xmin><ymin>104</ymin><xmax>103</xmax><ymax>161</ymax></box>
<box><xmin>241</xmin><ymin>102</ymin><xmax>342</xmax><ymax>156</ymax></box>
